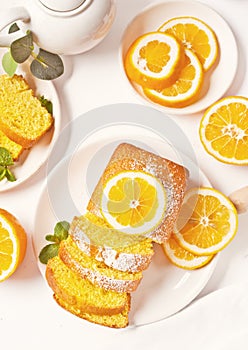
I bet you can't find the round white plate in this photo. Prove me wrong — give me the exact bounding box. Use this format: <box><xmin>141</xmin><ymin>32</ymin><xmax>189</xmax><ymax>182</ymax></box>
<box><xmin>0</xmin><ymin>49</ymin><xmax>61</xmax><ymax>191</ymax></box>
<box><xmin>33</xmin><ymin>117</ymin><xmax>218</xmax><ymax>327</ymax></box>
<box><xmin>120</xmin><ymin>0</ymin><xmax>238</xmax><ymax>115</ymax></box>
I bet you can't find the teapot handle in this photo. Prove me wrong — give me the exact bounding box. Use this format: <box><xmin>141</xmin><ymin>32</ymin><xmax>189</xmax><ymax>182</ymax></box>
<box><xmin>0</xmin><ymin>7</ymin><xmax>30</xmax><ymax>47</ymax></box>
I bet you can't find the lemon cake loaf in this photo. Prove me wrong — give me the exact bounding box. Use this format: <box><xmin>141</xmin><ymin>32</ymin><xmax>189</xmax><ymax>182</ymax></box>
<box><xmin>46</xmin><ymin>256</ymin><xmax>130</xmax><ymax>316</ymax></box>
<box><xmin>69</xmin><ymin>214</ymin><xmax>154</xmax><ymax>273</ymax></box>
<box><xmin>87</xmin><ymin>143</ymin><xmax>188</xmax><ymax>243</ymax></box>
<box><xmin>54</xmin><ymin>294</ymin><xmax>130</xmax><ymax>328</ymax></box>
<box><xmin>59</xmin><ymin>236</ymin><xmax>143</xmax><ymax>293</ymax></box>
<box><xmin>0</xmin><ymin>74</ymin><xmax>54</xmax><ymax>148</ymax></box>
<box><xmin>0</xmin><ymin>130</ymin><xmax>23</xmax><ymax>160</ymax></box>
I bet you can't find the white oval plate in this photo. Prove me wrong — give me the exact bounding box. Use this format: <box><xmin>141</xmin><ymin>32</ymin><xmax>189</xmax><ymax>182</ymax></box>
<box><xmin>0</xmin><ymin>49</ymin><xmax>61</xmax><ymax>192</ymax></box>
<box><xmin>33</xmin><ymin>121</ymin><xmax>218</xmax><ymax>327</ymax></box>
<box><xmin>120</xmin><ymin>0</ymin><xmax>238</xmax><ymax>115</ymax></box>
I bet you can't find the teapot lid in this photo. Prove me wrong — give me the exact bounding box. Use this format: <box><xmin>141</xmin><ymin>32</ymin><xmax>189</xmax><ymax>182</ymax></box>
<box><xmin>39</xmin><ymin>0</ymin><xmax>87</xmax><ymax>12</ymax></box>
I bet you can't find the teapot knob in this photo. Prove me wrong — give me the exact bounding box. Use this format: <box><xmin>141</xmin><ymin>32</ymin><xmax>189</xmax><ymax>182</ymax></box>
<box><xmin>39</xmin><ymin>0</ymin><xmax>88</xmax><ymax>12</ymax></box>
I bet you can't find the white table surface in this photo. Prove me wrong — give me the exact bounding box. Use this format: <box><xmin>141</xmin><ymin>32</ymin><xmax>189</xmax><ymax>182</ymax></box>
<box><xmin>1</xmin><ymin>0</ymin><xmax>248</xmax><ymax>349</ymax></box>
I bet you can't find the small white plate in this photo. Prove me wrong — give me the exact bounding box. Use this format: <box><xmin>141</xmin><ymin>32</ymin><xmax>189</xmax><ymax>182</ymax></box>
<box><xmin>33</xmin><ymin>116</ymin><xmax>218</xmax><ymax>327</ymax></box>
<box><xmin>0</xmin><ymin>49</ymin><xmax>61</xmax><ymax>191</ymax></box>
<box><xmin>120</xmin><ymin>0</ymin><xmax>238</xmax><ymax>115</ymax></box>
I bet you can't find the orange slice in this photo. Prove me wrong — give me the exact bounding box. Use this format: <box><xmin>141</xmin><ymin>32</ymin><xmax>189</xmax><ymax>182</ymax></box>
<box><xmin>174</xmin><ymin>187</ymin><xmax>238</xmax><ymax>256</ymax></box>
<box><xmin>124</xmin><ymin>32</ymin><xmax>185</xmax><ymax>89</ymax></box>
<box><xmin>159</xmin><ymin>16</ymin><xmax>219</xmax><ymax>71</ymax></box>
<box><xmin>100</xmin><ymin>171</ymin><xmax>167</xmax><ymax>235</ymax></box>
<box><xmin>199</xmin><ymin>96</ymin><xmax>248</xmax><ymax>165</ymax></box>
<box><xmin>143</xmin><ymin>48</ymin><xmax>204</xmax><ymax>108</ymax></box>
<box><xmin>162</xmin><ymin>233</ymin><xmax>214</xmax><ymax>269</ymax></box>
<box><xmin>0</xmin><ymin>208</ymin><xmax>27</xmax><ymax>282</ymax></box>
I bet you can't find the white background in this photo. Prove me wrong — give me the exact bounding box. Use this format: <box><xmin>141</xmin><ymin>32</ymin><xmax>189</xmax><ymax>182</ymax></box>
<box><xmin>1</xmin><ymin>0</ymin><xmax>248</xmax><ymax>349</ymax></box>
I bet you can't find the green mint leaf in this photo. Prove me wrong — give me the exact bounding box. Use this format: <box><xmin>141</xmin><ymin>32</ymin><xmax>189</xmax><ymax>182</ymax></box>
<box><xmin>0</xmin><ymin>166</ymin><xmax>6</xmax><ymax>181</ymax></box>
<box><xmin>54</xmin><ymin>221</ymin><xmax>70</xmax><ymax>241</ymax></box>
<box><xmin>30</xmin><ymin>48</ymin><xmax>64</xmax><ymax>80</ymax></box>
<box><xmin>45</xmin><ymin>234</ymin><xmax>59</xmax><ymax>243</ymax></box>
<box><xmin>39</xmin><ymin>243</ymin><xmax>59</xmax><ymax>264</ymax></box>
<box><xmin>5</xmin><ymin>168</ymin><xmax>16</xmax><ymax>182</ymax></box>
<box><xmin>39</xmin><ymin>95</ymin><xmax>53</xmax><ymax>115</ymax></box>
<box><xmin>2</xmin><ymin>51</ymin><xmax>18</xmax><ymax>77</ymax></box>
<box><xmin>9</xmin><ymin>23</ymin><xmax>20</xmax><ymax>34</ymax></box>
<box><xmin>10</xmin><ymin>31</ymin><xmax>33</xmax><ymax>63</ymax></box>
<box><xmin>0</xmin><ymin>147</ymin><xmax>14</xmax><ymax>166</ymax></box>
<box><xmin>39</xmin><ymin>221</ymin><xmax>69</xmax><ymax>264</ymax></box>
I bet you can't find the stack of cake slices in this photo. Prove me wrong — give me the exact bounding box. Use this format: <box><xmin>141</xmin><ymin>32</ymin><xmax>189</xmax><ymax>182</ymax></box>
<box><xmin>45</xmin><ymin>143</ymin><xmax>188</xmax><ymax>328</ymax></box>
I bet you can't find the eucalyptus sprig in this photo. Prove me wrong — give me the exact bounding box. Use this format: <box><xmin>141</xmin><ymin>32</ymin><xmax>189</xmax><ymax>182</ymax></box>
<box><xmin>2</xmin><ymin>23</ymin><xmax>64</xmax><ymax>80</ymax></box>
<box><xmin>39</xmin><ymin>221</ymin><xmax>70</xmax><ymax>264</ymax></box>
<box><xmin>0</xmin><ymin>147</ymin><xmax>16</xmax><ymax>182</ymax></box>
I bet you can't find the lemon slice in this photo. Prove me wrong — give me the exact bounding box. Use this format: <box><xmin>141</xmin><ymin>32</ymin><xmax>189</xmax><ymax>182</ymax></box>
<box><xmin>124</xmin><ymin>32</ymin><xmax>185</xmax><ymax>89</ymax></box>
<box><xmin>174</xmin><ymin>187</ymin><xmax>238</xmax><ymax>255</ymax></box>
<box><xmin>199</xmin><ymin>96</ymin><xmax>248</xmax><ymax>165</ymax></box>
<box><xmin>159</xmin><ymin>16</ymin><xmax>219</xmax><ymax>71</ymax></box>
<box><xmin>0</xmin><ymin>209</ymin><xmax>27</xmax><ymax>282</ymax></box>
<box><xmin>162</xmin><ymin>234</ymin><xmax>214</xmax><ymax>269</ymax></box>
<box><xmin>143</xmin><ymin>48</ymin><xmax>204</xmax><ymax>108</ymax></box>
<box><xmin>100</xmin><ymin>171</ymin><xmax>167</xmax><ymax>235</ymax></box>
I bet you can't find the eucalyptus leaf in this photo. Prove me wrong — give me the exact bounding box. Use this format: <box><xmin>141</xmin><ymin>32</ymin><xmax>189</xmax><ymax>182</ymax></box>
<box><xmin>10</xmin><ymin>31</ymin><xmax>33</xmax><ymax>63</ymax></box>
<box><xmin>9</xmin><ymin>23</ymin><xmax>20</xmax><ymax>34</ymax></box>
<box><xmin>2</xmin><ymin>51</ymin><xmax>18</xmax><ymax>77</ymax></box>
<box><xmin>30</xmin><ymin>49</ymin><xmax>64</xmax><ymax>80</ymax></box>
<box><xmin>5</xmin><ymin>168</ymin><xmax>16</xmax><ymax>182</ymax></box>
<box><xmin>0</xmin><ymin>147</ymin><xmax>14</xmax><ymax>166</ymax></box>
<box><xmin>39</xmin><ymin>243</ymin><xmax>59</xmax><ymax>264</ymax></box>
<box><xmin>54</xmin><ymin>221</ymin><xmax>70</xmax><ymax>241</ymax></box>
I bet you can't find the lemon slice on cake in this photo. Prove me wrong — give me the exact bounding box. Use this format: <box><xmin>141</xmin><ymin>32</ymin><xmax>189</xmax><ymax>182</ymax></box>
<box><xmin>100</xmin><ymin>171</ymin><xmax>167</xmax><ymax>235</ymax></box>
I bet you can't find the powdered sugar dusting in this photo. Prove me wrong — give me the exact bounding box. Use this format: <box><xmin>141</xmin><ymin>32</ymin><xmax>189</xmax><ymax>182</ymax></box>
<box><xmin>60</xmin><ymin>245</ymin><xmax>142</xmax><ymax>293</ymax></box>
<box><xmin>70</xmin><ymin>216</ymin><xmax>154</xmax><ymax>273</ymax></box>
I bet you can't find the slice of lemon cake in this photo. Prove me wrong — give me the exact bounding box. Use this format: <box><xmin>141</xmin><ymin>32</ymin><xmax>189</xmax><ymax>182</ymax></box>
<box><xmin>0</xmin><ymin>74</ymin><xmax>54</xmax><ymax>148</ymax></box>
<box><xmin>69</xmin><ymin>213</ymin><xmax>154</xmax><ymax>273</ymax></box>
<box><xmin>59</xmin><ymin>236</ymin><xmax>143</xmax><ymax>293</ymax></box>
<box><xmin>54</xmin><ymin>294</ymin><xmax>130</xmax><ymax>328</ymax></box>
<box><xmin>46</xmin><ymin>256</ymin><xmax>130</xmax><ymax>316</ymax></box>
<box><xmin>87</xmin><ymin>143</ymin><xmax>188</xmax><ymax>243</ymax></box>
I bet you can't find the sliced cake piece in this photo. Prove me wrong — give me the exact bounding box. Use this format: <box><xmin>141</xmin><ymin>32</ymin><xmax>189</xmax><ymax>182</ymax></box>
<box><xmin>54</xmin><ymin>294</ymin><xmax>130</xmax><ymax>328</ymax></box>
<box><xmin>0</xmin><ymin>130</ymin><xmax>23</xmax><ymax>161</ymax></box>
<box><xmin>46</xmin><ymin>257</ymin><xmax>130</xmax><ymax>316</ymax></box>
<box><xmin>87</xmin><ymin>143</ymin><xmax>188</xmax><ymax>243</ymax></box>
<box><xmin>0</xmin><ymin>74</ymin><xmax>54</xmax><ymax>148</ymax></box>
<box><xmin>69</xmin><ymin>213</ymin><xmax>154</xmax><ymax>273</ymax></box>
<box><xmin>59</xmin><ymin>236</ymin><xmax>143</xmax><ymax>293</ymax></box>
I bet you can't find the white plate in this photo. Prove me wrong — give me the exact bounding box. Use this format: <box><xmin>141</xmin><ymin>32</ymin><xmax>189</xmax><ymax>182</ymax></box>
<box><xmin>0</xmin><ymin>49</ymin><xmax>61</xmax><ymax>191</ymax></box>
<box><xmin>33</xmin><ymin>114</ymin><xmax>218</xmax><ymax>327</ymax></box>
<box><xmin>120</xmin><ymin>0</ymin><xmax>238</xmax><ymax>115</ymax></box>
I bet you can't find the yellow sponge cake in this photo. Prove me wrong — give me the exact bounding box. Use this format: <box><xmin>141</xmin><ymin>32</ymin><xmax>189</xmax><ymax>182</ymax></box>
<box><xmin>0</xmin><ymin>130</ymin><xmax>23</xmax><ymax>161</ymax></box>
<box><xmin>0</xmin><ymin>75</ymin><xmax>54</xmax><ymax>149</ymax></box>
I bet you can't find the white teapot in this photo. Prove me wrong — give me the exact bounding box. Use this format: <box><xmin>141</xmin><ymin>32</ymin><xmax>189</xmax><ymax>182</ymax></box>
<box><xmin>0</xmin><ymin>0</ymin><xmax>116</xmax><ymax>55</ymax></box>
